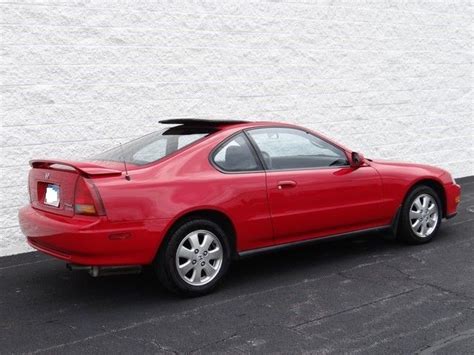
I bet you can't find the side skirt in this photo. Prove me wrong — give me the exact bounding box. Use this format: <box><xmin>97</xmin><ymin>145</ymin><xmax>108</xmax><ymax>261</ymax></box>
<box><xmin>238</xmin><ymin>225</ymin><xmax>392</xmax><ymax>258</ymax></box>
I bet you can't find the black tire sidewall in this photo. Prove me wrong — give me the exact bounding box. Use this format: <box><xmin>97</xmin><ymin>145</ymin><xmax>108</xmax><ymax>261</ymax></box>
<box><xmin>160</xmin><ymin>219</ymin><xmax>231</xmax><ymax>296</ymax></box>
<box><xmin>399</xmin><ymin>186</ymin><xmax>442</xmax><ymax>244</ymax></box>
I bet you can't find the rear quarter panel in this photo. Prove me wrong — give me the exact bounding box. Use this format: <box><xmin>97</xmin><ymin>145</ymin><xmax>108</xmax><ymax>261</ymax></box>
<box><xmin>93</xmin><ymin>128</ymin><xmax>274</xmax><ymax>252</ymax></box>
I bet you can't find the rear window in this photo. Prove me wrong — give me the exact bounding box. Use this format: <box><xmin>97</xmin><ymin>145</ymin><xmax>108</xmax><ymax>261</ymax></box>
<box><xmin>93</xmin><ymin>126</ymin><xmax>215</xmax><ymax>166</ymax></box>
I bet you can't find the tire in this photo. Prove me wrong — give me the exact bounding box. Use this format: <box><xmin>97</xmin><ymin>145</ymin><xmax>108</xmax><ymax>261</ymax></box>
<box><xmin>154</xmin><ymin>219</ymin><xmax>231</xmax><ymax>297</ymax></box>
<box><xmin>397</xmin><ymin>185</ymin><xmax>442</xmax><ymax>244</ymax></box>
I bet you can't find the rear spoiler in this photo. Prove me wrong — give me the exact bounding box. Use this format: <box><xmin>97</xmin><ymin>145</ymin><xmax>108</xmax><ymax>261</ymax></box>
<box><xmin>30</xmin><ymin>159</ymin><xmax>123</xmax><ymax>177</ymax></box>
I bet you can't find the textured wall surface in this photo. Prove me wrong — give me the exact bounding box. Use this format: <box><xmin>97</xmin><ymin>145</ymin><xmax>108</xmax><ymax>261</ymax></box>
<box><xmin>1</xmin><ymin>0</ymin><xmax>472</xmax><ymax>256</ymax></box>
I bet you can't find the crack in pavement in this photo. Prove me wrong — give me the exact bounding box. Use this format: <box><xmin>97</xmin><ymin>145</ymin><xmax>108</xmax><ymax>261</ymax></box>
<box><xmin>415</xmin><ymin>328</ymin><xmax>474</xmax><ymax>354</ymax></box>
<box><xmin>189</xmin><ymin>332</ymin><xmax>239</xmax><ymax>354</ymax></box>
<box><xmin>419</xmin><ymin>282</ymin><xmax>474</xmax><ymax>301</ymax></box>
<box><xmin>349</xmin><ymin>312</ymin><xmax>467</xmax><ymax>354</ymax></box>
<box><xmin>351</xmin><ymin>261</ymin><xmax>474</xmax><ymax>302</ymax></box>
<box><xmin>383</xmin><ymin>263</ymin><xmax>415</xmax><ymax>280</ymax></box>
<box><xmin>111</xmin><ymin>333</ymin><xmax>179</xmax><ymax>354</ymax></box>
<box><xmin>290</xmin><ymin>287</ymin><xmax>423</xmax><ymax>330</ymax></box>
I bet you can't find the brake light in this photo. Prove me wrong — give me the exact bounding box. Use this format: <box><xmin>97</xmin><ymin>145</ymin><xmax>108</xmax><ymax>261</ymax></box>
<box><xmin>74</xmin><ymin>177</ymin><xmax>106</xmax><ymax>216</ymax></box>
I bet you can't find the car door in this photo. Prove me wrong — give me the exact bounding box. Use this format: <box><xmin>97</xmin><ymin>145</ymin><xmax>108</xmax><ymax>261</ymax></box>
<box><xmin>246</xmin><ymin>127</ymin><xmax>385</xmax><ymax>245</ymax></box>
<box><xmin>210</xmin><ymin>132</ymin><xmax>274</xmax><ymax>251</ymax></box>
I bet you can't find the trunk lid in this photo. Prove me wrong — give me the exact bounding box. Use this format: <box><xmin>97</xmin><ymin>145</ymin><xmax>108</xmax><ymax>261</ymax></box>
<box><xmin>28</xmin><ymin>160</ymin><xmax>122</xmax><ymax>216</ymax></box>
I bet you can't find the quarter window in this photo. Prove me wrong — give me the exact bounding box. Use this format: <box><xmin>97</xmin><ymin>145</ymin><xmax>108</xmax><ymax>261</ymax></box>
<box><xmin>247</xmin><ymin>127</ymin><xmax>348</xmax><ymax>170</ymax></box>
<box><xmin>213</xmin><ymin>133</ymin><xmax>260</xmax><ymax>172</ymax></box>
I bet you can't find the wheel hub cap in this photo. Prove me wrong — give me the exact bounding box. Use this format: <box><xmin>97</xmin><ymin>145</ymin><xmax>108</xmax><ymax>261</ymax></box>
<box><xmin>409</xmin><ymin>193</ymin><xmax>439</xmax><ymax>238</ymax></box>
<box><xmin>175</xmin><ymin>230</ymin><xmax>223</xmax><ymax>286</ymax></box>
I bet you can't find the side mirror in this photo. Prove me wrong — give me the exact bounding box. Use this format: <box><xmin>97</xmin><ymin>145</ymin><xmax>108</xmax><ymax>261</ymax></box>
<box><xmin>350</xmin><ymin>152</ymin><xmax>364</xmax><ymax>168</ymax></box>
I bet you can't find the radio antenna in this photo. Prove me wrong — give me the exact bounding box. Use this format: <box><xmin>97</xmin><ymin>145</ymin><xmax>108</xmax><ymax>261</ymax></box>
<box><xmin>120</xmin><ymin>143</ymin><xmax>131</xmax><ymax>181</ymax></box>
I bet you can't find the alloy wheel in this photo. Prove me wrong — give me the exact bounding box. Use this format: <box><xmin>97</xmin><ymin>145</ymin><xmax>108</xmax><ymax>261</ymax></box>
<box><xmin>409</xmin><ymin>193</ymin><xmax>439</xmax><ymax>238</ymax></box>
<box><xmin>175</xmin><ymin>229</ymin><xmax>223</xmax><ymax>286</ymax></box>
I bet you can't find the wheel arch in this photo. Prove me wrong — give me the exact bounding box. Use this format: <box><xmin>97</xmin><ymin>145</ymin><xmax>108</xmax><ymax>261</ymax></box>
<box><xmin>157</xmin><ymin>208</ymin><xmax>238</xmax><ymax>260</ymax></box>
<box><xmin>405</xmin><ymin>178</ymin><xmax>447</xmax><ymax>218</ymax></box>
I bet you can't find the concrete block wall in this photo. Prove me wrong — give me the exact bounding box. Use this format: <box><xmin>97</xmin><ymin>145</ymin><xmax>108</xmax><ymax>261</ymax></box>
<box><xmin>1</xmin><ymin>0</ymin><xmax>472</xmax><ymax>256</ymax></box>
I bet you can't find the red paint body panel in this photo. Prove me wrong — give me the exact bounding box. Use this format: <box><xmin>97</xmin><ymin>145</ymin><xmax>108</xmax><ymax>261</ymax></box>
<box><xmin>369</xmin><ymin>160</ymin><xmax>461</xmax><ymax>217</ymax></box>
<box><xmin>266</xmin><ymin>165</ymin><xmax>386</xmax><ymax>244</ymax></box>
<box><xmin>18</xmin><ymin>121</ymin><xmax>462</xmax><ymax>266</ymax></box>
<box><xmin>19</xmin><ymin>206</ymin><xmax>170</xmax><ymax>265</ymax></box>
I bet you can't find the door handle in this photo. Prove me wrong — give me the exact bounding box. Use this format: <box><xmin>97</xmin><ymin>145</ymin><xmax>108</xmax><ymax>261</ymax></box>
<box><xmin>277</xmin><ymin>180</ymin><xmax>297</xmax><ymax>189</ymax></box>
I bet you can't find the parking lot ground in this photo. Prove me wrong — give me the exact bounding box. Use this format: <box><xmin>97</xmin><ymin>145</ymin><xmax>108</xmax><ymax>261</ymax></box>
<box><xmin>1</xmin><ymin>177</ymin><xmax>473</xmax><ymax>354</ymax></box>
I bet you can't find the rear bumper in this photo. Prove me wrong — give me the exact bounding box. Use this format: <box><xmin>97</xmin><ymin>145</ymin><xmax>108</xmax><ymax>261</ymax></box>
<box><xmin>18</xmin><ymin>205</ymin><xmax>171</xmax><ymax>266</ymax></box>
<box><xmin>445</xmin><ymin>182</ymin><xmax>461</xmax><ymax>218</ymax></box>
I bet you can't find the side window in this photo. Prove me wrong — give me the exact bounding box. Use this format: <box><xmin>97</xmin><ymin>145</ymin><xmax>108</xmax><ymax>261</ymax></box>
<box><xmin>213</xmin><ymin>133</ymin><xmax>260</xmax><ymax>172</ymax></box>
<box><xmin>247</xmin><ymin>128</ymin><xmax>348</xmax><ymax>170</ymax></box>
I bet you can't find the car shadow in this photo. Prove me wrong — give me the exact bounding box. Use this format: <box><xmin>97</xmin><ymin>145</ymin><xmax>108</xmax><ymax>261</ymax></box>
<box><xmin>51</xmin><ymin>231</ymin><xmax>402</xmax><ymax>299</ymax></box>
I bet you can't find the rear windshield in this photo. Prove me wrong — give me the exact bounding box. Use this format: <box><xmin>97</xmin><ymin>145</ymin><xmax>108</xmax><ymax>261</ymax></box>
<box><xmin>92</xmin><ymin>126</ymin><xmax>215</xmax><ymax>166</ymax></box>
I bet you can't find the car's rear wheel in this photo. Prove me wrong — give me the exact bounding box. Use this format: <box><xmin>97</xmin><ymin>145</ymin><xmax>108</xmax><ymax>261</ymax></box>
<box><xmin>155</xmin><ymin>219</ymin><xmax>231</xmax><ymax>296</ymax></box>
<box><xmin>397</xmin><ymin>185</ymin><xmax>442</xmax><ymax>244</ymax></box>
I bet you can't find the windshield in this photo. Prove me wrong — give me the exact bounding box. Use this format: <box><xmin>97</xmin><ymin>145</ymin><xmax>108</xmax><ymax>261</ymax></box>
<box><xmin>92</xmin><ymin>126</ymin><xmax>215</xmax><ymax>166</ymax></box>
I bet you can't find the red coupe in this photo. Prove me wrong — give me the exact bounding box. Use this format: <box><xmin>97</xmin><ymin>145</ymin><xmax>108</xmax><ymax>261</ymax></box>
<box><xmin>19</xmin><ymin>119</ymin><xmax>461</xmax><ymax>296</ymax></box>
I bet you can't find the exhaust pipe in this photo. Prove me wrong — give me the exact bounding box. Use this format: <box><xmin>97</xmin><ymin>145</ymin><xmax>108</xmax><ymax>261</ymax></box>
<box><xmin>66</xmin><ymin>264</ymin><xmax>142</xmax><ymax>277</ymax></box>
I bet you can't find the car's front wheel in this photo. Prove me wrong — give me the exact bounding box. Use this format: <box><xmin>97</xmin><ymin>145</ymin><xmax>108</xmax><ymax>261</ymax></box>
<box><xmin>155</xmin><ymin>219</ymin><xmax>231</xmax><ymax>296</ymax></box>
<box><xmin>397</xmin><ymin>185</ymin><xmax>442</xmax><ymax>244</ymax></box>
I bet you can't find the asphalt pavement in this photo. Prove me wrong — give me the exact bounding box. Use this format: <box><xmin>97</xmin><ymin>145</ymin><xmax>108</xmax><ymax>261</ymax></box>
<box><xmin>1</xmin><ymin>177</ymin><xmax>473</xmax><ymax>354</ymax></box>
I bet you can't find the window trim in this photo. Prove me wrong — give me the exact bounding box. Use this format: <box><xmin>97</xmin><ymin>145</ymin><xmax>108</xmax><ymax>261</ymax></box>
<box><xmin>244</xmin><ymin>126</ymin><xmax>351</xmax><ymax>172</ymax></box>
<box><xmin>209</xmin><ymin>131</ymin><xmax>265</xmax><ymax>174</ymax></box>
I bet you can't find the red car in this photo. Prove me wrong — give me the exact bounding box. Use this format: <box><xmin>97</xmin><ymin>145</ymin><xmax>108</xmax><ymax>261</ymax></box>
<box><xmin>19</xmin><ymin>119</ymin><xmax>461</xmax><ymax>296</ymax></box>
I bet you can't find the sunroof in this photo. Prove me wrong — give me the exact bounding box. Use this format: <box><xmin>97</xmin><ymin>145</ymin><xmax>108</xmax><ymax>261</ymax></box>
<box><xmin>159</xmin><ymin>118</ymin><xmax>248</xmax><ymax>125</ymax></box>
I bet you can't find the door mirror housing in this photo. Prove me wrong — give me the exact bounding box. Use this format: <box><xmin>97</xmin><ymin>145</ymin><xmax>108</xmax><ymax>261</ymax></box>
<box><xmin>350</xmin><ymin>152</ymin><xmax>364</xmax><ymax>168</ymax></box>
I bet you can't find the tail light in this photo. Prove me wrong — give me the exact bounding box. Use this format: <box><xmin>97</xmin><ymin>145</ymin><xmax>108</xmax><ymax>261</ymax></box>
<box><xmin>74</xmin><ymin>177</ymin><xmax>106</xmax><ymax>216</ymax></box>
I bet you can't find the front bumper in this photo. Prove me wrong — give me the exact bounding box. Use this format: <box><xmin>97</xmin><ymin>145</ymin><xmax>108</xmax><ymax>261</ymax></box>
<box><xmin>19</xmin><ymin>205</ymin><xmax>171</xmax><ymax>266</ymax></box>
<box><xmin>444</xmin><ymin>182</ymin><xmax>461</xmax><ymax>218</ymax></box>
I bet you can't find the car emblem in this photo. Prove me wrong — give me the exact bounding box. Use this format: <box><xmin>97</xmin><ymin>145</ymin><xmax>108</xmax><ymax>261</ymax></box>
<box><xmin>44</xmin><ymin>172</ymin><xmax>51</xmax><ymax>180</ymax></box>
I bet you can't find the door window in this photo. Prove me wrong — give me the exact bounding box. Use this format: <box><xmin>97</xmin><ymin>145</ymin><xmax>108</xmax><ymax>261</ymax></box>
<box><xmin>247</xmin><ymin>127</ymin><xmax>348</xmax><ymax>170</ymax></box>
